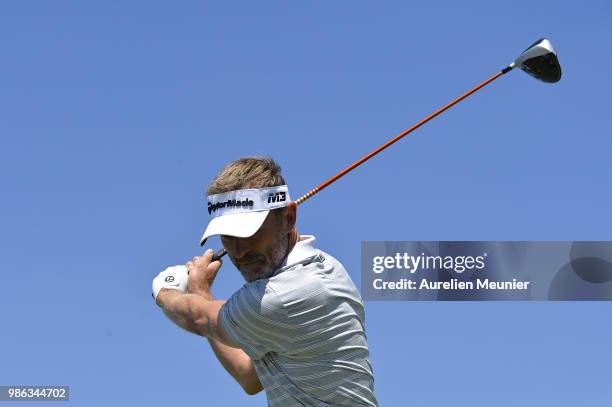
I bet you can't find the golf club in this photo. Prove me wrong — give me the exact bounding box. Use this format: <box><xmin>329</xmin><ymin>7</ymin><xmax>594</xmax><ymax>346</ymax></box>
<box><xmin>209</xmin><ymin>38</ymin><xmax>562</xmax><ymax>262</ymax></box>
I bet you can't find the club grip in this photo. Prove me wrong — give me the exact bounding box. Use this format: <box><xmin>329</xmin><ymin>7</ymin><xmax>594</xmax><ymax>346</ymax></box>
<box><xmin>211</xmin><ymin>248</ymin><xmax>227</xmax><ymax>262</ymax></box>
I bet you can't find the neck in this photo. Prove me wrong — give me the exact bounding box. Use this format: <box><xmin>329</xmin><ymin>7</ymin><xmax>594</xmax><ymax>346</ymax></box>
<box><xmin>285</xmin><ymin>228</ymin><xmax>299</xmax><ymax>258</ymax></box>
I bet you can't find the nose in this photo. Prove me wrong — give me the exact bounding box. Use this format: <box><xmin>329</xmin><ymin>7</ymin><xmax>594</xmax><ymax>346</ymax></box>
<box><xmin>225</xmin><ymin>236</ymin><xmax>250</xmax><ymax>259</ymax></box>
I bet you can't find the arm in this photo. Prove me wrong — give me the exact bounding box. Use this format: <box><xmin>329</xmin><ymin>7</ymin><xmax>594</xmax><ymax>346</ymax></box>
<box><xmin>207</xmin><ymin>338</ymin><xmax>263</xmax><ymax>395</ymax></box>
<box><xmin>155</xmin><ymin>249</ymin><xmax>231</xmax><ymax>342</ymax></box>
<box><xmin>155</xmin><ymin>289</ymin><xmax>227</xmax><ymax>341</ymax></box>
<box><xmin>155</xmin><ymin>249</ymin><xmax>263</xmax><ymax>394</ymax></box>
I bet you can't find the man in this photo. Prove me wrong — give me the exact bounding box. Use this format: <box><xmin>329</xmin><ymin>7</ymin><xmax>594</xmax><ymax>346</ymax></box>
<box><xmin>153</xmin><ymin>157</ymin><xmax>378</xmax><ymax>406</ymax></box>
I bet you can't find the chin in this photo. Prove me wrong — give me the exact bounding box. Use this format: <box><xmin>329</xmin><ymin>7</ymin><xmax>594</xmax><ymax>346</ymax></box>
<box><xmin>239</xmin><ymin>265</ymin><xmax>275</xmax><ymax>283</ymax></box>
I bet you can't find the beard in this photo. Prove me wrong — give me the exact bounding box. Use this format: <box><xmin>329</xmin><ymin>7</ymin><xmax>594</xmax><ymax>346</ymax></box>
<box><xmin>231</xmin><ymin>232</ymin><xmax>289</xmax><ymax>283</ymax></box>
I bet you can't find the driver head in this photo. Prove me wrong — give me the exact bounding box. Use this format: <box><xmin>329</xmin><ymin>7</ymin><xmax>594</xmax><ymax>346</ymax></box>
<box><xmin>511</xmin><ymin>38</ymin><xmax>562</xmax><ymax>83</ymax></box>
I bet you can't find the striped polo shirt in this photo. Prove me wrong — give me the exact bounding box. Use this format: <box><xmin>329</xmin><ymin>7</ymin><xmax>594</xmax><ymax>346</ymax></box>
<box><xmin>219</xmin><ymin>235</ymin><xmax>378</xmax><ymax>406</ymax></box>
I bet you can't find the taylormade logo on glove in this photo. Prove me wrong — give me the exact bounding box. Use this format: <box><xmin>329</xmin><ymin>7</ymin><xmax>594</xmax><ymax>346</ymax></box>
<box><xmin>152</xmin><ymin>265</ymin><xmax>189</xmax><ymax>299</ymax></box>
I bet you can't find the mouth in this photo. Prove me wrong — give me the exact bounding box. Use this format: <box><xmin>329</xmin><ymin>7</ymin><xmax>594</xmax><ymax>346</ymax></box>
<box><xmin>237</xmin><ymin>258</ymin><xmax>264</xmax><ymax>267</ymax></box>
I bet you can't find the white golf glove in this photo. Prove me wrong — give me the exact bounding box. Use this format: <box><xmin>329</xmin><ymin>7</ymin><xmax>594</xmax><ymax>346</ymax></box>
<box><xmin>152</xmin><ymin>265</ymin><xmax>189</xmax><ymax>300</ymax></box>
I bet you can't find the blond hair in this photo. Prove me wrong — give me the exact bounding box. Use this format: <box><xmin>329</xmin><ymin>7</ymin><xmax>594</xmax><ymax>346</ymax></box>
<box><xmin>207</xmin><ymin>157</ymin><xmax>286</xmax><ymax>195</ymax></box>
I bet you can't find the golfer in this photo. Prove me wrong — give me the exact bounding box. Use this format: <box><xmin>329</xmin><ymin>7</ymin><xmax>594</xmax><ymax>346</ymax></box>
<box><xmin>153</xmin><ymin>157</ymin><xmax>378</xmax><ymax>406</ymax></box>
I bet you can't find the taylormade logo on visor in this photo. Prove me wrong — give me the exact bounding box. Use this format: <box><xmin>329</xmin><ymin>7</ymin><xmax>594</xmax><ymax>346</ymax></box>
<box><xmin>208</xmin><ymin>198</ymin><xmax>254</xmax><ymax>214</ymax></box>
<box><xmin>205</xmin><ymin>186</ymin><xmax>291</xmax><ymax>219</ymax></box>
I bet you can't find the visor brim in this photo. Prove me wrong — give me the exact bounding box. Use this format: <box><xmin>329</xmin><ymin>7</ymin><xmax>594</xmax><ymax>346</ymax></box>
<box><xmin>199</xmin><ymin>210</ymin><xmax>270</xmax><ymax>246</ymax></box>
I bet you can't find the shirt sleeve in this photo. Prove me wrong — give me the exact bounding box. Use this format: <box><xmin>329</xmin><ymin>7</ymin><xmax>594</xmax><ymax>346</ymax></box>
<box><xmin>218</xmin><ymin>282</ymin><xmax>292</xmax><ymax>360</ymax></box>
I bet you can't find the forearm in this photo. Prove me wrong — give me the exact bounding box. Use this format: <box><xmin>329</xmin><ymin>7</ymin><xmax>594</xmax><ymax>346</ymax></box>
<box><xmin>207</xmin><ymin>338</ymin><xmax>263</xmax><ymax>395</ymax></box>
<box><xmin>157</xmin><ymin>289</ymin><xmax>262</xmax><ymax>393</ymax></box>
<box><xmin>156</xmin><ymin>289</ymin><xmax>219</xmax><ymax>337</ymax></box>
<box><xmin>195</xmin><ymin>288</ymin><xmax>262</xmax><ymax>393</ymax></box>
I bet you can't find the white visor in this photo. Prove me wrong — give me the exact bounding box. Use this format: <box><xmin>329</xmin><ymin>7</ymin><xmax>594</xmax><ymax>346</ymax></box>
<box><xmin>200</xmin><ymin>185</ymin><xmax>291</xmax><ymax>245</ymax></box>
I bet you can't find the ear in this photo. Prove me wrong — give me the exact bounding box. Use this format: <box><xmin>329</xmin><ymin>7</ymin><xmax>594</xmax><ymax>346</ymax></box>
<box><xmin>283</xmin><ymin>202</ymin><xmax>297</xmax><ymax>232</ymax></box>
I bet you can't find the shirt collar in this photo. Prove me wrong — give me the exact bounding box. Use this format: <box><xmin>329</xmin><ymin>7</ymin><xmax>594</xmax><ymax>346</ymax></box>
<box><xmin>274</xmin><ymin>235</ymin><xmax>318</xmax><ymax>275</ymax></box>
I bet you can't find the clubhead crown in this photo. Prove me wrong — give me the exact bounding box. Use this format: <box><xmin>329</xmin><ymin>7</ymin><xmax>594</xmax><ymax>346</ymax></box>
<box><xmin>510</xmin><ymin>38</ymin><xmax>562</xmax><ymax>83</ymax></box>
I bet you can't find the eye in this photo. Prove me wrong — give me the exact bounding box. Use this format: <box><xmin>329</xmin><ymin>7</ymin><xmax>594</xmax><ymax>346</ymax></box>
<box><xmin>221</xmin><ymin>235</ymin><xmax>233</xmax><ymax>242</ymax></box>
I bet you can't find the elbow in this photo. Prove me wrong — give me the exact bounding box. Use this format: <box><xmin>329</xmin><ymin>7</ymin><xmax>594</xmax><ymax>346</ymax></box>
<box><xmin>243</xmin><ymin>385</ymin><xmax>263</xmax><ymax>396</ymax></box>
<box><xmin>241</xmin><ymin>380</ymin><xmax>263</xmax><ymax>395</ymax></box>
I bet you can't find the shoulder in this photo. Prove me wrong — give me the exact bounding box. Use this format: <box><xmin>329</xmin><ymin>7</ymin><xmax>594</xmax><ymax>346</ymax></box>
<box><xmin>269</xmin><ymin>249</ymin><xmax>363</xmax><ymax>317</ymax></box>
<box><xmin>218</xmin><ymin>281</ymin><xmax>293</xmax><ymax>357</ymax></box>
<box><xmin>223</xmin><ymin>279</ymin><xmax>288</xmax><ymax>322</ymax></box>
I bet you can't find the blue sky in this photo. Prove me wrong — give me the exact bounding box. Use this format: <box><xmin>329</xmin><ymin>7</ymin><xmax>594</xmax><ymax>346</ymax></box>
<box><xmin>1</xmin><ymin>1</ymin><xmax>612</xmax><ymax>406</ymax></box>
